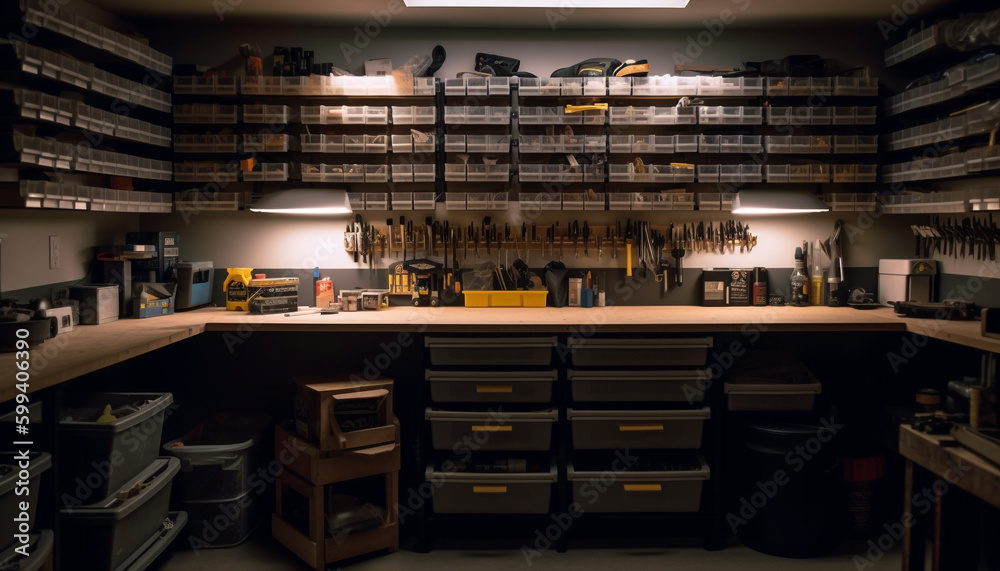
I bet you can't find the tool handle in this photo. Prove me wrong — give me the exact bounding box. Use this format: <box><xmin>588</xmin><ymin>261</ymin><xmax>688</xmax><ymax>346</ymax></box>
<box><xmin>626</xmin><ymin>242</ymin><xmax>632</xmax><ymax>277</ymax></box>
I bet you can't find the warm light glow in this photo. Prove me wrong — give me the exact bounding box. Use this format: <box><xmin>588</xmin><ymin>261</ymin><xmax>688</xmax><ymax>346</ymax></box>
<box><xmin>403</xmin><ymin>0</ymin><xmax>688</xmax><ymax>6</ymax></box>
<box><xmin>250</xmin><ymin>189</ymin><xmax>352</xmax><ymax>215</ymax></box>
<box><xmin>731</xmin><ymin>190</ymin><xmax>830</xmax><ymax>215</ymax></box>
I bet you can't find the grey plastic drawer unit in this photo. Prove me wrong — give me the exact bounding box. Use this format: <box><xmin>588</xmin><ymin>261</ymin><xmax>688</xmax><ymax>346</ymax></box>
<box><xmin>568</xmin><ymin>408</ymin><xmax>710</xmax><ymax>449</ymax></box>
<box><xmin>0</xmin><ymin>452</ymin><xmax>51</xmax><ymax>551</ymax></box>
<box><xmin>425</xmin><ymin>408</ymin><xmax>558</xmax><ymax>451</ymax></box>
<box><xmin>568</xmin><ymin>454</ymin><xmax>709</xmax><ymax>513</ymax></box>
<box><xmin>426</xmin><ymin>369</ymin><xmax>557</xmax><ymax>403</ymax></box>
<box><xmin>568</xmin><ymin>369</ymin><xmax>710</xmax><ymax>403</ymax></box>
<box><xmin>425</xmin><ymin>336</ymin><xmax>557</xmax><ymax>366</ymax></box>
<box><xmin>426</xmin><ymin>461</ymin><xmax>557</xmax><ymax>514</ymax></box>
<box><xmin>0</xmin><ymin>530</ymin><xmax>52</xmax><ymax>571</ymax></box>
<box><xmin>724</xmin><ymin>381</ymin><xmax>822</xmax><ymax>411</ymax></box>
<box><xmin>567</xmin><ymin>337</ymin><xmax>713</xmax><ymax>367</ymax></box>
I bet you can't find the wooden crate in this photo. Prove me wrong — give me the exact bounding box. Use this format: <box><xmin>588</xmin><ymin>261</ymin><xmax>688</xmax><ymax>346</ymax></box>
<box><xmin>275</xmin><ymin>422</ymin><xmax>399</xmax><ymax>485</ymax></box>
<box><xmin>273</xmin><ymin>467</ymin><xmax>398</xmax><ymax>570</ymax></box>
<box><xmin>292</xmin><ymin>377</ymin><xmax>397</xmax><ymax>452</ymax></box>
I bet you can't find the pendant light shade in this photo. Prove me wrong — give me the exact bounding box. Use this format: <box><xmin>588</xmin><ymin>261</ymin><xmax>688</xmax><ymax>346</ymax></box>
<box><xmin>731</xmin><ymin>190</ymin><xmax>830</xmax><ymax>215</ymax></box>
<box><xmin>249</xmin><ymin>189</ymin><xmax>353</xmax><ymax>215</ymax></box>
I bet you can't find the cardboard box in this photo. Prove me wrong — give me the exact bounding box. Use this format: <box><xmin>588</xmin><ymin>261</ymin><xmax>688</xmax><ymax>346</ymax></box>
<box><xmin>316</xmin><ymin>279</ymin><xmax>335</xmax><ymax>309</ymax></box>
<box><xmin>132</xmin><ymin>282</ymin><xmax>176</xmax><ymax>318</ymax></box>
<box><xmin>701</xmin><ymin>270</ymin><xmax>728</xmax><ymax>307</ymax></box>
<box><xmin>365</xmin><ymin>58</ymin><xmax>392</xmax><ymax>77</ymax></box>
<box><xmin>292</xmin><ymin>377</ymin><xmax>397</xmax><ymax>452</ymax></box>
<box><xmin>70</xmin><ymin>284</ymin><xmax>119</xmax><ymax>324</ymax></box>
<box><xmin>727</xmin><ymin>269</ymin><xmax>751</xmax><ymax>306</ymax></box>
<box><xmin>248</xmin><ymin>277</ymin><xmax>298</xmax><ymax>314</ymax></box>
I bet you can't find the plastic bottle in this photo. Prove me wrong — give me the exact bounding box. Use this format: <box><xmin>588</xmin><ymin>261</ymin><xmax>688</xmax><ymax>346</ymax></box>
<box><xmin>809</xmin><ymin>264</ymin><xmax>825</xmax><ymax>306</ymax></box>
<box><xmin>789</xmin><ymin>249</ymin><xmax>809</xmax><ymax>306</ymax></box>
<box><xmin>223</xmin><ymin>268</ymin><xmax>253</xmax><ymax>311</ymax></box>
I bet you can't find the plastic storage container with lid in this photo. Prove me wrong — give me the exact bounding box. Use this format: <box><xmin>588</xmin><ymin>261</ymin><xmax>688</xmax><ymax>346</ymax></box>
<box><xmin>59</xmin><ymin>457</ymin><xmax>183</xmax><ymax>571</ymax></box>
<box><xmin>163</xmin><ymin>412</ymin><xmax>272</xmax><ymax>501</ymax></box>
<box><xmin>58</xmin><ymin>392</ymin><xmax>174</xmax><ymax>505</ymax></box>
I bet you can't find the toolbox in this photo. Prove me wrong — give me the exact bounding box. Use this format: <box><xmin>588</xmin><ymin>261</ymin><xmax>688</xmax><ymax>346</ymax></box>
<box><xmin>568</xmin><ymin>453</ymin><xmax>709</xmax><ymax>513</ymax></box>
<box><xmin>426</xmin><ymin>369</ymin><xmax>557</xmax><ymax>403</ymax></box>
<box><xmin>248</xmin><ymin>276</ymin><xmax>299</xmax><ymax>314</ymax></box>
<box><xmin>426</xmin><ymin>409</ymin><xmax>557</xmax><ymax>451</ymax></box>
<box><xmin>293</xmin><ymin>377</ymin><xmax>397</xmax><ymax>452</ymax></box>
<box><xmin>425</xmin><ymin>459</ymin><xmax>557</xmax><ymax>514</ymax></box>
<box><xmin>568</xmin><ymin>408</ymin><xmax>710</xmax><ymax>449</ymax></box>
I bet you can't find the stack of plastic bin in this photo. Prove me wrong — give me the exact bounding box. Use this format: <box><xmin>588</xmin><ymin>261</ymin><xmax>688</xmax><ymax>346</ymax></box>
<box><xmin>163</xmin><ymin>412</ymin><xmax>273</xmax><ymax>548</ymax></box>
<box><xmin>58</xmin><ymin>392</ymin><xmax>185</xmax><ymax>571</ymax></box>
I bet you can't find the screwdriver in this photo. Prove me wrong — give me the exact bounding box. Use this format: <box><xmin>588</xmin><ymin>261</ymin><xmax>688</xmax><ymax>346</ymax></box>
<box><xmin>625</xmin><ymin>218</ymin><xmax>633</xmax><ymax>277</ymax></box>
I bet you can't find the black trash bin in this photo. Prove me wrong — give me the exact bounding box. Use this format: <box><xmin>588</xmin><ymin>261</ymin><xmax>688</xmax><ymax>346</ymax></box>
<box><xmin>733</xmin><ymin>420</ymin><xmax>845</xmax><ymax>558</ymax></box>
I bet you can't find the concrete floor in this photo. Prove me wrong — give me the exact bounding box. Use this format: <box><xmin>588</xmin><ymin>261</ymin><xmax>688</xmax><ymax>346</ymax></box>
<box><xmin>151</xmin><ymin>530</ymin><xmax>902</xmax><ymax>570</ymax></box>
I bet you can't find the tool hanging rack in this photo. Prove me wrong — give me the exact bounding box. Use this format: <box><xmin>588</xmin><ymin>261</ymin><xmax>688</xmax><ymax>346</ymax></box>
<box><xmin>344</xmin><ymin>219</ymin><xmax>759</xmax><ymax>262</ymax></box>
<box><xmin>911</xmin><ymin>213</ymin><xmax>1000</xmax><ymax>261</ymax></box>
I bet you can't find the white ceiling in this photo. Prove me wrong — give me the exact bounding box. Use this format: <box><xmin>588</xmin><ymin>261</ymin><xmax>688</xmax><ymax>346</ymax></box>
<box><xmin>83</xmin><ymin>0</ymin><xmax>953</xmax><ymax>28</ymax></box>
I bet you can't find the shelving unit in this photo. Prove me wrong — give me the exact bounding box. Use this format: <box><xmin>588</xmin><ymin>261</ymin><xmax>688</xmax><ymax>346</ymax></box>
<box><xmin>882</xmin><ymin>19</ymin><xmax>1000</xmax><ymax>190</ymax></box>
<box><xmin>2</xmin><ymin>5</ymin><xmax>174</xmax><ymax>214</ymax></box>
<box><xmin>171</xmin><ymin>74</ymin><xmax>440</xmax><ymax>209</ymax></box>
<box><xmin>164</xmin><ymin>74</ymin><xmax>881</xmax><ymax>212</ymax></box>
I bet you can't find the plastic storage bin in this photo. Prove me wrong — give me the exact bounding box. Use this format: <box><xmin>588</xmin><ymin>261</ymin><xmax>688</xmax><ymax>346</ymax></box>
<box><xmin>426</xmin><ymin>370</ymin><xmax>557</xmax><ymax>403</ymax></box>
<box><xmin>568</xmin><ymin>370</ymin><xmax>710</xmax><ymax>403</ymax></box>
<box><xmin>425</xmin><ymin>409</ymin><xmax>558</xmax><ymax>451</ymax></box>
<box><xmin>0</xmin><ymin>530</ymin><xmax>52</xmax><ymax>571</ymax></box>
<box><xmin>162</xmin><ymin>412</ymin><xmax>272</xmax><ymax>501</ymax></box>
<box><xmin>59</xmin><ymin>457</ymin><xmax>180</xmax><ymax>571</ymax></box>
<box><xmin>0</xmin><ymin>452</ymin><xmax>51</xmax><ymax>550</ymax></box>
<box><xmin>182</xmin><ymin>488</ymin><xmax>263</xmax><ymax>547</ymax></box>
<box><xmin>425</xmin><ymin>337</ymin><xmax>556</xmax><ymax>366</ymax></box>
<box><xmin>59</xmin><ymin>392</ymin><xmax>174</xmax><ymax>504</ymax></box>
<box><xmin>426</xmin><ymin>460</ymin><xmax>556</xmax><ymax>514</ymax></box>
<box><xmin>724</xmin><ymin>380</ymin><xmax>822</xmax><ymax>411</ymax></box>
<box><xmin>567</xmin><ymin>408</ymin><xmax>711</xmax><ymax>450</ymax></box>
<box><xmin>566</xmin><ymin>337</ymin><xmax>712</xmax><ymax>367</ymax></box>
<box><xmin>567</xmin><ymin>454</ymin><xmax>710</xmax><ymax>512</ymax></box>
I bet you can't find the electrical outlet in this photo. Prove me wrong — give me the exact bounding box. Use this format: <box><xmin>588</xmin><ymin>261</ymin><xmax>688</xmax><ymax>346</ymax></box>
<box><xmin>49</xmin><ymin>235</ymin><xmax>60</xmax><ymax>269</ymax></box>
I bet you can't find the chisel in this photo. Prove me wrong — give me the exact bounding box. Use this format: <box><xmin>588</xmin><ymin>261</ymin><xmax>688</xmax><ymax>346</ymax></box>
<box><xmin>386</xmin><ymin>218</ymin><xmax>393</xmax><ymax>258</ymax></box>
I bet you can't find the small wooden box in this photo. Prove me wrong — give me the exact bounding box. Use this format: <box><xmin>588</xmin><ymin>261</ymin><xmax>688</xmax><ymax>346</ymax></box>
<box><xmin>292</xmin><ymin>377</ymin><xmax>396</xmax><ymax>452</ymax></box>
<box><xmin>275</xmin><ymin>423</ymin><xmax>399</xmax><ymax>486</ymax></box>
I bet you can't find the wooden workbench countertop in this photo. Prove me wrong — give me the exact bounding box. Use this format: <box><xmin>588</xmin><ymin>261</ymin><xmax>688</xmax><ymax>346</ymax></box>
<box><xmin>2</xmin><ymin>304</ymin><xmax>996</xmax><ymax>403</ymax></box>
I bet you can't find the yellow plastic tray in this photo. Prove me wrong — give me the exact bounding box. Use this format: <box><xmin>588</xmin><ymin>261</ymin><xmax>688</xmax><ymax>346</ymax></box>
<box><xmin>463</xmin><ymin>290</ymin><xmax>548</xmax><ymax>308</ymax></box>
